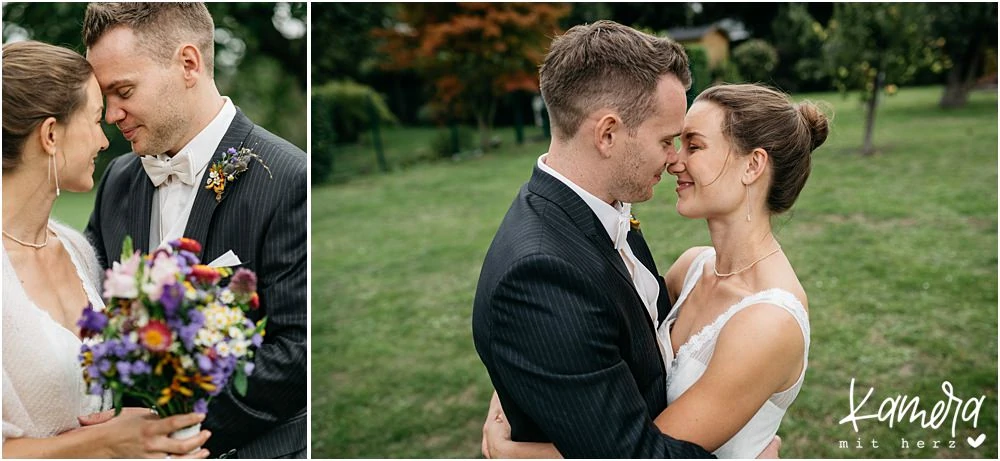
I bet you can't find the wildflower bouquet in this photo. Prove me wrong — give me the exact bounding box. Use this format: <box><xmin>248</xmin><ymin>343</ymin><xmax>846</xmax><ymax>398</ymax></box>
<box><xmin>79</xmin><ymin>237</ymin><xmax>266</xmax><ymax>417</ymax></box>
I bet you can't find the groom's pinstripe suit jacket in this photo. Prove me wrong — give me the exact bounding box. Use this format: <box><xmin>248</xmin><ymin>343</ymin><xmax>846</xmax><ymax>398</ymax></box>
<box><xmin>86</xmin><ymin>110</ymin><xmax>306</xmax><ymax>459</ymax></box>
<box><xmin>472</xmin><ymin>166</ymin><xmax>714</xmax><ymax>459</ymax></box>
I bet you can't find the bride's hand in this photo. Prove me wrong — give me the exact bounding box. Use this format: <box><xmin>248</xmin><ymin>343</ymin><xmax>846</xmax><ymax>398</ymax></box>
<box><xmin>481</xmin><ymin>391</ymin><xmax>561</xmax><ymax>459</ymax></box>
<box><xmin>482</xmin><ymin>391</ymin><xmax>511</xmax><ymax>458</ymax></box>
<box><xmin>78</xmin><ymin>410</ymin><xmax>212</xmax><ymax>458</ymax></box>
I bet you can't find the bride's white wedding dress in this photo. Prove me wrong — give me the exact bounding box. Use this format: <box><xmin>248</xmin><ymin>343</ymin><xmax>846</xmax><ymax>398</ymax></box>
<box><xmin>657</xmin><ymin>248</ymin><xmax>810</xmax><ymax>458</ymax></box>
<box><xmin>2</xmin><ymin>220</ymin><xmax>108</xmax><ymax>443</ymax></box>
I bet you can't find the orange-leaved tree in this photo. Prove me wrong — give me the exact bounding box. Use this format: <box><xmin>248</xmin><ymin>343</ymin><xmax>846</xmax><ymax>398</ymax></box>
<box><xmin>374</xmin><ymin>2</ymin><xmax>569</xmax><ymax>151</ymax></box>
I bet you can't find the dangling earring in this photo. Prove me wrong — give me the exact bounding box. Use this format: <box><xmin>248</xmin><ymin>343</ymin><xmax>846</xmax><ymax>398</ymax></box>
<box><xmin>49</xmin><ymin>153</ymin><xmax>60</xmax><ymax>197</ymax></box>
<box><xmin>745</xmin><ymin>183</ymin><xmax>751</xmax><ymax>222</ymax></box>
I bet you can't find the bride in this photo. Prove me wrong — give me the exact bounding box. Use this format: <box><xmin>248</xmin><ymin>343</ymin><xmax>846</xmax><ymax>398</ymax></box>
<box><xmin>2</xmin><ymin>40</ymin><xmax>210</xmax><ymax>458</ymax></box>
<box><xmin>482</xmin><ymin>83</ymin><xmax>828</xmax><ymax>458</ymax></box>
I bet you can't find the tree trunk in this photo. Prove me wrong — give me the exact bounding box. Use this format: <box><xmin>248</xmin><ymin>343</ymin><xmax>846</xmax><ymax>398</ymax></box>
<box><xmin>939</xmin><ymin>32</ymin><xmax>985</xmax><ymax>109</ymax></box>
<box><xmin>861</xmin><ymin>69</ymin><xmax>883</xmax><ymax>156</ymax></box>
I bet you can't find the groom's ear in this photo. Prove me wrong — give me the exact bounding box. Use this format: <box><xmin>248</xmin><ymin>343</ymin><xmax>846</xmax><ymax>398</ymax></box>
<box><xmin>178</xmin><ymin>44</ymin><xmax>204</xmax><ymax>88</ymax></box>
<box><xmin>594</xmin><ymin>113</ymin><xmax>622</xmax><ymax>159</ymax></box>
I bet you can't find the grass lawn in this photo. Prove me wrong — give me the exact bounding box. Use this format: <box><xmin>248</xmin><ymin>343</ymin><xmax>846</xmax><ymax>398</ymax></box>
<box><xmin>51</xmin><ymin>190</ymin><xmax>97</xmax><ymax>232</ymax></box>
<box><xmin>315</xmin><ymin>85</ymin><xmax>998</xmax><ymax>458</ymax></box>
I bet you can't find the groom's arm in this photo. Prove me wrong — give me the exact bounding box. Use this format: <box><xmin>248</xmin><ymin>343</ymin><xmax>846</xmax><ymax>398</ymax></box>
<box><xmin>487</xmin><ymin>254</ymin><xmax>714</xmax><ymax>459</ymax></box>
<box><xmin>203</xmin><ymin>157</ymin><xmax>307</xmax><ymax>455</ymax></box>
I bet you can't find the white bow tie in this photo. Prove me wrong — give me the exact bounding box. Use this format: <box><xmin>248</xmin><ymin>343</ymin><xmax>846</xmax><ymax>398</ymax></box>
<box><xmin>141</xmin><ymin>153</ymin><xmax>194</xmax><ymax>187</ymax></box>
<box><xmin>615</xmin><ymin>203</ymin><xmax>632</xmax><ymax>251</ymax></box>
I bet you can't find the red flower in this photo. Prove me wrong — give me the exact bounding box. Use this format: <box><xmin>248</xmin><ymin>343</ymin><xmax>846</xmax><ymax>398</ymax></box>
<box><xmin>188</xmin><ymin>265</ymin><xmax>221</xmax><ymax>285</ymax></box>
<box><xmin>139</xmin><ymin>320</ymin><xmax>172</xmax><ymax>352</ymax></box>
<box><xmin>174</xmin><ymin>238</ymin><xmax>202</xmax><ymax>254</ymax></box>
<box><xmin>249</xmin><ymin>292</ymin><xmax>260</xmax><ymax>310</ymax></box>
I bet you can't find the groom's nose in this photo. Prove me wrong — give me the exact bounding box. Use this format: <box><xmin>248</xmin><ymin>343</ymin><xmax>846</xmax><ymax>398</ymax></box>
<box><xmin>105</xmin><ymin>101</ymin><xmax>125</xmax><ymax>125</ymax></box>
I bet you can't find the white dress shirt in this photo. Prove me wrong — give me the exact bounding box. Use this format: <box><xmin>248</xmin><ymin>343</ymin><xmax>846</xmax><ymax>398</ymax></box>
<box><xmin>537</xmin><ymin>154</ymin><xmax>661</xmax><ymax>325</ymax></box>
<box><xmin>149</xmin><ymin>97</ymin><xmax>237</xmax><ymax>248</ymax></box>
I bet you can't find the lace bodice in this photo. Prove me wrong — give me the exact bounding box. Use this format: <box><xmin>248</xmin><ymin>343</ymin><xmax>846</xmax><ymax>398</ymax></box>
<box><xmin>2</xmin><ymin>220</ymin><xmax>109</xmax><ymax>442</ymax></box>
<box><xmin>657</xmin><ymin>248</ymin><xmax>810</xmax><ymax>458</ymax></box>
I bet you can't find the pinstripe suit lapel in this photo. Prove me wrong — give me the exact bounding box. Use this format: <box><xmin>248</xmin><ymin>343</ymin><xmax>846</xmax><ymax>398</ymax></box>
<box><xmin>129</xmin><ymin>158</ymin><xmax>155</xmax><ymax>253</ymax></box>
<box><xmin>527</xmin><ymin>167</ymin><xmax>635</xmax><ymax>287</ymax></box>
<box><xmin>184</xmin><ymin>110</ymin><xmax>254</xmax><ymax>257</ymax></box>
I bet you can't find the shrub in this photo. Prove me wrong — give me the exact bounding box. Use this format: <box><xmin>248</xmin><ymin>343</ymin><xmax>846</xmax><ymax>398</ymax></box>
<box><xmin>311</xmin><ymin>80</ymin><xmax>397</xmax><ymax>184</ymax></box>
<box><xmin>312</xmin><ymin>80</ymin><xmax>398</xmax><ymax>145</ymax></box>
<box><xmin>684</xmin><ymin>44</ymin><xmax>711</xmax><ymax>103</ymax></box>
<box><xmin>430</xmin><ymin>125</ymin><xmax>475</xmax><ymax>158</ymax></box>
<box><xmin>731</xmin><ymin>39</ymin><xmax>780</xmax><ymax>84</ymax></box>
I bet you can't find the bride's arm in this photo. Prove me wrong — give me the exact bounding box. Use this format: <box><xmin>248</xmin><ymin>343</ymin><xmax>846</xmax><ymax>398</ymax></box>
<box><xmin>481</xmin><ymin>392</ymin><xmax>562</xmax><ymax>459</ymax></box>
<box><xmin>2</xmin><ymin>410</ymin><xmax>210</xmax><ymax>458</ymax></box>
<box><xmin>652</xmin><ymin>303</ymin><xmax>806</xmax><ymax>452</ymax></box>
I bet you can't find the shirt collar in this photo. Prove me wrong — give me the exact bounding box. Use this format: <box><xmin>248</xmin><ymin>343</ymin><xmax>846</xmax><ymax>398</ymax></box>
<box><xmin>537</xmin><ymin>153</ymin><xmax>631</xmax><ymax>248</ymax></box>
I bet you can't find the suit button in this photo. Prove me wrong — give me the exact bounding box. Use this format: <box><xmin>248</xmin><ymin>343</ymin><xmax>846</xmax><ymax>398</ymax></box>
<box><xmin>218</xmin><ymin>449</ymin><xmax>237</xmax><ymax>459</ymax></box>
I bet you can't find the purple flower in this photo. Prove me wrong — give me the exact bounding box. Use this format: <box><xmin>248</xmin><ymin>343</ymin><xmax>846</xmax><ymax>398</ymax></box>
<box><xmin>244</xmin><ymin>362</ymin><xmax>255</xmax><ymax>376</ymax></box>
<box><xmin>251</xmin><ymin>334</ymin><xmax>263</xmax><ymax>348</ymax></box>
<box><xmin>131</xmin><ymin>361</ymin><xmax>152</xmax><ymax>375</ymax></box>
<box><xmin>89</xmin><ymin>383</ymin><xmax>104</xmax><ymax>396</ymax></box>
<box><xmin>178</xmin><ymin>324</ymin><xmax>199</xmax><ymax>350</ymax></box>
<box><xmin>159</xmin><ymin>283</ymin><xmax>184</xmax><ymax>317</ymax></box>
<box><xmin>229</xmin><ymin>268</ymin><xmax>257</xmax><ymax>296</ymax></box>
<box><xmin>227</xmin><ymin>147</ymin><xmax>238</xmax><ymax>155</ymax></box>
<box><xmin>116</xmin><ymin>362</ymin><xmax>134</xmax><ymax>385</ymax></box>
<box><xmin>197</xmin><ymin>353</ymin><xmax>214</xmax><ymax>373</ymax></box>
<box><xmin>77</xmin><ymin>303</ymin><xmax>107</xmax><ymax>338</ymax></box>
<box><xmin>194</xmin><ymin>399</ymin><xmax>208</xmax><ymax>414</ymax></box>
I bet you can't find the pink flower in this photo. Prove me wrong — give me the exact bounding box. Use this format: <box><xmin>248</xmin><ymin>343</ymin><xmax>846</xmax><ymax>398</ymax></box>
<box><xmin>143</xmin><ymin>252</ymin><xmax>180</xmax><ymax>299</ymax></box>
<box><xmin>103</xmin><ymin>252</ymin><xmax>141</xmax><ymax>299</ymax></box>
<box><xmin>229</xmin><ymin>268</ymin><xmax>257</xmax><ymax>296</ymax></box>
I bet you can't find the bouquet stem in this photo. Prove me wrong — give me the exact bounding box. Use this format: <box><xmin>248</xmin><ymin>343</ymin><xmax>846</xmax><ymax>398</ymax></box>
<box><xmin>169</xmin><ymin>423</ymin><xmax>202</xmax><ymax>454</ymax></box>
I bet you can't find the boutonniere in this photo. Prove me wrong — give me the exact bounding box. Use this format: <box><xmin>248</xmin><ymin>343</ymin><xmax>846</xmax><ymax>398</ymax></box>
<box><xmin>205</xmin><ymin>146</ymin><xmax>273</xmax><ymax>203</ymax></box>
<box><xmin>629</xmin><ymin>214</ymin><xmax>641</xmax><ymax>232</ymax></box>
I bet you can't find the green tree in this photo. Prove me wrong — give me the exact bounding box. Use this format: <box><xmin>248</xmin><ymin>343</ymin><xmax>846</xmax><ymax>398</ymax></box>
<box><xmin>373</xmin><ymin>3</ymin><xmax>570</xmax><ymax>151</ymax></box>
<box><xmin>770</xmin><ymin>3</ymin><xmax>828</xmax><ymax>92</ymax></box>
<box><xmin>927</xmin><ymin>3</ymin><xmax>999</xmax><ymax>108</ymax></box>
<box><xmin>731</xmin><ymin>39</ymin><xmax>779</xmax><ymax>84</ymax></box>
<box><xmin>822</xmin><ymin>3</ymin><xmax>938</xmax><ymax>155</ymax></box>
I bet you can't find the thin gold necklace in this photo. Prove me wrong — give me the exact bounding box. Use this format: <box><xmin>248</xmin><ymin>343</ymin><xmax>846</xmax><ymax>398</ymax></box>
<box><xmin>714</xmin><ymin>241</ymin><xmax>782</xmax><ymax>278</ymax></box>
<box><xmin>2</xmin><ymin>227</ymin><xmax>51</xmax><ymax>249</ymax></box>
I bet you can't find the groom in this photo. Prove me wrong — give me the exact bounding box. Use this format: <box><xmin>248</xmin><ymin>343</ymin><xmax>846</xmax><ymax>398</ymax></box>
<box><xmin>472</xmin><ymin>21</ymin><xmax>711</xmax><ymax>458</ymax></box>
<box><xmin>82</xmin><ymin>3</ymin><xmax>306</xmax><ymax>459</ymax></box>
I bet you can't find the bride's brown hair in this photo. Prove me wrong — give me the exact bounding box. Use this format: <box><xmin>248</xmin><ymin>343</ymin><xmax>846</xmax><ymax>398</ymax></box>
<box><xmin>2</xmin><ymin>41</ymin><xmax>94</xmax><ymax>170</ymax></box>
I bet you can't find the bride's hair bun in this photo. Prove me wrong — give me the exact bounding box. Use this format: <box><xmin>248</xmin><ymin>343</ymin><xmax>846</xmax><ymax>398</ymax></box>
<box><xmin>796</xmin><ymin>101</ymin><xmax>830</xmax><ymax>152</ymax></box>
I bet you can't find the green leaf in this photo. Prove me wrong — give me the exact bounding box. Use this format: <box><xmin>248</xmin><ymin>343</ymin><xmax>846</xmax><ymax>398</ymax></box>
<box><xmin>234</xmin><ymin>366</ymin><xmax>248</xmax><ymax>396</ymax></box>
<box><xmin>113</xmin><ymin>391</ymin><xmax>123</xmax><ymax>416</ymax></box>
<box><xmin>120</xmin><ymin>235</ymin><xmax>134</xmax><ymax>261</ymax></box>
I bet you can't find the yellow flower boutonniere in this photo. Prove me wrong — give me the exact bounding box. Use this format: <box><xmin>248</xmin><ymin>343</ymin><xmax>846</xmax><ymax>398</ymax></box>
<box><xmin>205</xmin><ymin>146</ymin><xmax>273</xmax><ymax>203</ymax></box>
<box><xmin>630</xmin><ymin>214</ymin><xmax>641</xmax><ymax>232</ymax></box>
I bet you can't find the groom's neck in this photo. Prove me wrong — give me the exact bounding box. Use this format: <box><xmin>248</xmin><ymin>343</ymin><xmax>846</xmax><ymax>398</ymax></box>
<box><xmin>546</xmin><ymin>143</ymin><xmax>615</xmax><ymax>205</ymax></box>
<box><xmin>164</xmin><ymin>85</ymin><xmax>226</xmax><ymax>157</ymax></box>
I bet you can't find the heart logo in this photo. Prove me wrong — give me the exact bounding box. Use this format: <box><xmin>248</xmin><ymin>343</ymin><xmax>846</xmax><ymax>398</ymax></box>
<box><xmin>967</xmin><ymin>434</ymin><xmax>985</xmax><ymax>448</ymax></box>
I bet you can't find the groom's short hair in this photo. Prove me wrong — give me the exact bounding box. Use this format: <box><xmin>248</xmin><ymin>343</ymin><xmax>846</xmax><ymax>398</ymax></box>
<box><xmin>83</xmin><ymin>2</ymin><xmax>215</xmax><ymax>77</ymax></box>
<box><xmin>540</xmin><ymin>20</ymin><xmax>691</xmax><ymax>141</ymax></box>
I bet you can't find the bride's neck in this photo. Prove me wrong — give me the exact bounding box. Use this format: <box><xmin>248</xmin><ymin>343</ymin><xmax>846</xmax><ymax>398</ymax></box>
<box><xmin>706</xmin><ymin>215</ymin><xmax>776</xmax><ymax>274</ymax></box>
<box><xmin>2</xmin><ymin>167</ymin><xmax>57</xmax><ymax>243</ymax></box>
